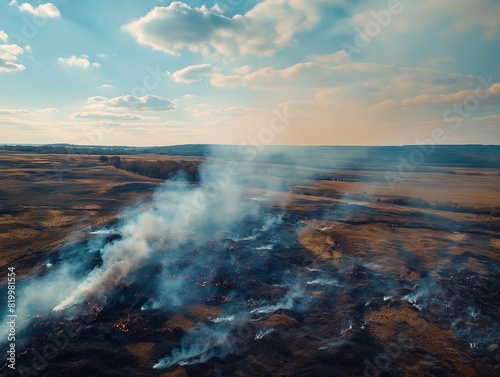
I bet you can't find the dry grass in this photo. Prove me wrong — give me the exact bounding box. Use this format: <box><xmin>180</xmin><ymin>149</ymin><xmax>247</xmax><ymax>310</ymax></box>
<box><xmin>299</xmin><ymin>220</ymin><xmax>499</xmax><ymax>279</ymax></box>
<box><xmin>126</xmin><ymin>342</ymin><xmax>155</xmax><ymax>367</ymax></box>
<box><xmin>1</xmin><ymin>152</ymin><xmax>498</xmax><ymax>376</ymax></box>
<box><xmin>166</xmin><ymin>315</ymin><xmax>195</xmax><ymax>332</ymax></box>
<box><xmin>261</xmin><ymin>314</ymin><xmax>297</xmax><ymax>329</ymax></box>
<box><xmin>313</xmin><ymin>169</ymin><xmax>500</xmax><ymax>208</ymax></box>
<box><xmin>366</xmin><ymin>303</ymin><xmax>495</xmax><ymax>377</ymax></box>
<box><xmin>298</xmin><ymin>230</ymin><xmax>341</xmax><ymax>266</ymax></box>
<box><xmin>0</xmin><ymin>153</ymin><xmax>204</xmax><ymax>275</ymax></box>
<box><xmin>185</xmin><ymin>304</ymin><xmax>222</xmax><ymax>322</ymax></box>
<box><xmin>490</xmin><ymin>238</ymin><xmax>500</xmax><ymax>249</ymax></box>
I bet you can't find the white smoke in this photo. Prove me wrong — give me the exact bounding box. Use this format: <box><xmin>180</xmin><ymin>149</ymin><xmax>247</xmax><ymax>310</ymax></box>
<box><xmin>153</xmin><ymin>324</ymin><xmax>232</xmax><ymax>369</ymax></box>
<box><xmin>306</xmin><ymin>278</ymin><xmax>338</xmax><ymax>286</ymax></box>
<box><xmin>53</xmin><ymin>159</ymin><xmax>263</xmax><ymax>312</ymax></box>
<box><xmin>0</xmin><ymin>263</ymin><xmax>81</xmax><ymax>344</ymax></box>
<box><xmin>1</xmin><ymin>145</ymin><xmax>324</xmax><ymax>353</ymax></box>
<box><xmin>254</xmin><ymin>327</ymin><xmax>274</xmax><ymax>340</ymax></box>
<box><xmin>250</xmin><ymin>283</ymin><xmax>306</xmax><ymax>315</ymax></box>
<box><xmin>211</xmin><ymin>315</ymin><xmax>236</xmax><ymax>323</ymax></box>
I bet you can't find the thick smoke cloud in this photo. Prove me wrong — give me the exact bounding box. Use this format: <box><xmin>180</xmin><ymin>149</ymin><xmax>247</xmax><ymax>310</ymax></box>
<box><xmin>5</xmin><ymin>146</ymin><xmax>305</xmax><ymax>313</ymax></box>
<box><xmin>53</xmin><ymin>158</ymin><xmax>262</xmax><ymax>312</ymax></box>
<box><xmin>0</xmin><ymin>144</ymin><xmax>324</xmax><ymax>357</ymax></box>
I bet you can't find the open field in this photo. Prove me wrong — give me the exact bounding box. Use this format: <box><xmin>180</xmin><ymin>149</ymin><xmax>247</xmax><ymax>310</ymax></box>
<box><xmin>0</xmin><ymin>151</ymin><xmax>499</xmax><ymax>377</ymax></box>
<box><xmin>0</xmin><ymin>154</ymin><xmax>201</xmax><ymax>275</ymax></box>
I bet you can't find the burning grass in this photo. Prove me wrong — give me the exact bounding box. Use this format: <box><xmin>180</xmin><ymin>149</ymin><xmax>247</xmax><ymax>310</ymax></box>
<box><xmin>0</xmin><ymin>152</ymin><xmax>499</xmax><ymax>376</ymax></box>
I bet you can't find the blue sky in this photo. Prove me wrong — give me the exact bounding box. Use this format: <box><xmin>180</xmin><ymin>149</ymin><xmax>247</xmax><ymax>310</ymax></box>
<box><xmin>1</xmin><ymin>0</ymin><xmax>499</xmax><ymax>146</ymax></box>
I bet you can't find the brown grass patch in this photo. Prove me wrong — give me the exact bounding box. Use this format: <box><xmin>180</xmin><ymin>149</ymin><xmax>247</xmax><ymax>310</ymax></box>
<box><xmin>166</xmin><ymin>315</ymin><xmax>195</xmax><ymax>331</ymax></box>
<box><xmin>366</xmin><ymin>303</ymin><xmax>494</xmax><ymax>377</ymax></box>
<box><xmin>299</xmin><ymin>230</ymin><xmax>337</xmax><ymax>262</ymax></box>
<box><xmin>490</xmin><ymin>238</ymin><xmax>500</xmax><ymax>249</ymax></box>
<box><xmin>261</xmin><ymin>314</ymin><xmax>297</xmax><ymax>329</ymax></box>
<box><xmin>185</xmin><ymin>304</ymin><xmax>221</xmax><ymax>322</ymax></box>
<box><xmin>160</xmin><ymin>368</ymin><xmax>187</xmax><ymax>377</ymax></box>
<box><xmin>126</xmin><ymin>342</ymin><xmax>155</xmax><ymax>366</ymax></box>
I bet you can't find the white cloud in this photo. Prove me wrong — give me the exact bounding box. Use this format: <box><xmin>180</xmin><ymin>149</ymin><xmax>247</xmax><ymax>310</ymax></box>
<box><xmin>58</xmin><ymin>55</ymin><xmax>99</xmax><ymax>69</ymax></box>
<box><xmin>190</xmin><ymin>60</ymin><xmax>499</xmax><ymax>145</ymax></box>
<box><xmin>17</xmin><ymin>2</ymin><xmax>61</xmax><ymax>18</ymax></box>
<box><xmin>0</xmin><ymin>108</ymin><xmax>29</xmax><ymax>115</ymax></box>
<box><xmin>100</xmin><ymin>84</ymin><xmax>114</xmax><ymax>89</ymax></box>
<box><xmin>371</xmin><ymin>82</ymin><xmax>500</xmax><ymax>111</ymax></box>
<box><xmin>312</xmin><ymin>51</ymin><xmax>349</xmax><ymax>64</ymax></box>
<box><xmin>85</xmin><ymin>94</ymin><xmax>176</xmax><ymax>112</ymax></box>
<box><xmin>210</xmin><ymin>73</ymin><xmax>244</xmax><ymax>89</ymax></box>
<box><xmin>38</xmin><ymin>108</ymin><xmax>59</xmax><ymax>113</ymax></box>
<box><xmin>232</xmin><ymin>65</ymin><xmax>250</xmax><ymax>75</ymax></box>
<box><xmin>211</xmin><ymin>61</ymin><xmax>352</xmax><ymax>90</ymax></box>
<box><xmin>71</xmin><ymin>111</ymin><xmax>156</xmax><ymax>121</ymax></box>
<box><xmin>123</xmin><ymin>1</ymin><xmax>334</xmax><ymax>56</ymax></box>
<box><xmin>210</xmin><ymin>61</ymin><xmax>480</xmax><ymax>95</ymax></box>
<box><xmin>171</xmin><ymin>63</ymin><xmax>217</xmax><ymax>83</ymax></box>
<box><xmin>0</xmin><ymin>31</ymin><xmax>8</xmax><ymax>43</ymax></box>
<box><xmin>0</xmin><ymin>42</ymin><xmax>26</xmax><ymax>72</ymax></box>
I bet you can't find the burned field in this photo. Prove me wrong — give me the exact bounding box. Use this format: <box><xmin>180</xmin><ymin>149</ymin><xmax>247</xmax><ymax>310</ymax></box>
<box><xmin>1</xmin><ymin>151</ymin><xmax>499</xmax><ymax>377</ymax></box>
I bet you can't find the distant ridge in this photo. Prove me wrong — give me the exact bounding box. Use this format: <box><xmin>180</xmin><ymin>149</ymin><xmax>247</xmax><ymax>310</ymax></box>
<box><xmin>1</xmin><ymin>144</ymin><xmax>500</xmax><ymax>168</ymax></box>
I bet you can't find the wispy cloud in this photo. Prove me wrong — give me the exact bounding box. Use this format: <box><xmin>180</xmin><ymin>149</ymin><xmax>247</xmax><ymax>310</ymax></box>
<box><xmin>58</xmin><ymin>55</ymin><xmax>100</xmax><ymax>69</ymax></box>
<box><xmin>0</xmin><ymin>33</ymin><xmax>27</xmax><ymax>72</ymax></box>
<box><xmin>38</xmin><ymin>108</ymin><xmax>59</xmax><ymax>113</ymax></box>
<box><xmin>171</xmin><ymin>63</ymin><xmax>217</xmax><ymax>83</ymax></box>
<box><xmin>13</xmin><ymin>1</ymin><xmax>61</xmax><ymax>18</ymax></box>
<box><xmin>312</xmin><ymin>51</ymin><xmax>348</xmax><ymax>64</ymax></box>
<box><xmin>0</xmin><ymin>108</ymin><xmax>29</xmax><ymax>115</ymax></box>
<box><xmin>85</xmin><ymin>94</ymin><xmax>176</xmax><ymax>112</ymax></box>
<box><xmin>71</xmin><ymin>111</ymin><xmax>158</xmax><ymax>121</ymax></box>
<box><xmin>0</xmin><ymin>30</ymin><xmax>8</xmax><ymax>43</ymax></box>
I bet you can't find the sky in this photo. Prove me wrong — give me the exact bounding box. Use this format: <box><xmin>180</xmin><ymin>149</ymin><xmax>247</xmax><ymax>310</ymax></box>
<box><xmin>0</xmin><ymin>0</ymin><xmax>499</xmax><ymax>146</ymax></box>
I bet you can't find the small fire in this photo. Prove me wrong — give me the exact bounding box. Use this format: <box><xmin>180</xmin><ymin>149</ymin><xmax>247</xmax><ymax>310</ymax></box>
<box><xmin>113</xmin><ymin>322</ymin><xmax>129</xmax><ymax>333</ymax></box>
<box><xmin>206</xmin><ymin>295</ymin><xmax>230</xmax><ymax>303</ymax></box>
<box><xmin>158</xmin><ymin>327</ymin><xmax>174</xmax><ymax>334</ymax></box>
<box><xmin>215</xmin><ymin>280</ymin><xmax>230</xmax><ymax>288</ymax></box>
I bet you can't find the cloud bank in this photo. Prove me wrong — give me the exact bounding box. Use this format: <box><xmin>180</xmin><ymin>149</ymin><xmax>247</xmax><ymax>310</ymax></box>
<box><xmin>124</xmin><ymin>1</ymin><xmax>332</xmax><ymax>56</ymax></box>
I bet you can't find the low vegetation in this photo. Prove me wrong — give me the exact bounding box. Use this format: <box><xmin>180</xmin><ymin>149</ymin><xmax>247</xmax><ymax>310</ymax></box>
<box><xmin>104</xmin><ymin>156</ymin><xmax>201</xmax><ymax>182</ymax></box>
